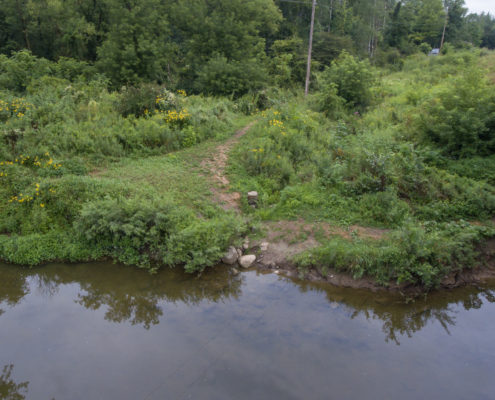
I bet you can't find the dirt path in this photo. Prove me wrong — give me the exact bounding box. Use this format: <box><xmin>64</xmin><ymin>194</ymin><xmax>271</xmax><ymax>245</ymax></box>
<box><xmin>201</xmin><ymin>122</ymin><xmax>255</xmax><ymax>211</ymax></box>
<box><xmin>200</xmin><ymin>122</ymin><xmax>389</xmax><ymax>278</ymax></box>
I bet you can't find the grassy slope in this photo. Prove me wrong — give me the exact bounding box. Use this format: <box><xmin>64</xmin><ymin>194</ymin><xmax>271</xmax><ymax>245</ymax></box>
<box><xmin>1</xmin><ymin>51</ymin><xmax>494</xmax><ymax>290</ymax></box>
<box><xmin>225</xmin><ymin>51</ymin><xmax>495</xmax><ymax>289</ymax></box>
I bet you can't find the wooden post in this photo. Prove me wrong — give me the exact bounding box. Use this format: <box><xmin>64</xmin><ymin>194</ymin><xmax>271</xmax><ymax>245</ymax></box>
<box><xmin>305</xmin><ymin>0</ymin><xmax>317</xmax><ymax>96</ymax></box>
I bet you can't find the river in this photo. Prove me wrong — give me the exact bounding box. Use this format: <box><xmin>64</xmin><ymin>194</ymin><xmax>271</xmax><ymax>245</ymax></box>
<box><xmin>1</xmin><ymin>262</ymin><xmax>494</xmax><ymax>399</ymax></box>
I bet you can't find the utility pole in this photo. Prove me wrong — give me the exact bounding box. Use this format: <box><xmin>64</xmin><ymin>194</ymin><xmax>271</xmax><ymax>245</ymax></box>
<box><xmin>305</xmin><ymin>0</ymin><xmax>317</xmax><ymax>96</ymax></box>
<box><xmin>440</xmin><ymin>6</ymin><xmax>449</xmax><ymax>50</ymax></box>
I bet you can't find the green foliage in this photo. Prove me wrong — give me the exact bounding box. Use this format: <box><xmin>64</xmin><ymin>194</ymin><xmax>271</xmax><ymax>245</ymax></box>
<box><xmin>117</xmin><ymin>84</ymin><xmax>163</xmax><ymax>117</ymax></box>
<box><xmin>0</xmin><ymin>51</ymin><xmax>52</xmax><ymax>91</ymax></box>
<box><xmin>170</xmin><ymin>0</ymin><xmax>281</xmax><ymax>95</ymax></box>
<box><xmin>416</xmin><ymin>68</ymin><xmax>495</xmax><ymax>157</ymax></box>
<box><xmin>317</xmin><ymin>52</ymin><xmax>375</xmax><ymax>112</ymax></box>
<box><xmin>75</xmin><ymin>197</ymin><xmax>246</xmax><ymax>272</ymax></box>
<box><xmin>0</xmin><ymin>51</ymin><xmax>250</xmax><ymax>272</ymax></box>
<box><xmin>269</xmin><ymin>37</ymin><xmax>306</xmax><ymax>87</ymax></box>
<box><xmin>295</xmin><ymin>222</ymin><xmax>495</xmax><ymax>289</ymax></box>
<box><xmin>0</xmin><ymin>229</ymin><xmax>102</xmax><ymax>266</ymax></box>
<box><xmin>96</xmin><ymin>0</ymin><xmax>173</xmax><ymax>86</ymax></box>
<box><xmin>195</xmin><ymin>56</ymin><xmax>268</xmax><ymax>96</ymax></box>
<box><xmin>0</xmin><ymin>50</ymin><xmax>100</xmax><ymax>92</ymax></box>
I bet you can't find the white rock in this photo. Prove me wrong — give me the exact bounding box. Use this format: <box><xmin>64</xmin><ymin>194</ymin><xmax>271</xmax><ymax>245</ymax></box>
<box><xmin>236</xmin><ymin>248</ymin><xmax>243</xmax><ymax>258</ymax></box>
<box><xmin>239</xmin><ymin>255</ymin><xmax>256</xmax><ymax>268</ymax></box>
<box><xmin>260</xmin><ymin>242</ymin><xmax>269</xmax><ymax>252</ymax></box>
<box><xmin>222</xmin><ymin>246</ymin><xmax>238</xmax><ymax>265</ymax></box>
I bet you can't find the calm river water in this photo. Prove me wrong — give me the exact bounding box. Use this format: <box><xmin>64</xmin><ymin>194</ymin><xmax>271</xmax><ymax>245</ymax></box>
<box><xmin>1</xmin><ymin>262</ymin><xmax>494</xmax><ymax>400</ymax></box>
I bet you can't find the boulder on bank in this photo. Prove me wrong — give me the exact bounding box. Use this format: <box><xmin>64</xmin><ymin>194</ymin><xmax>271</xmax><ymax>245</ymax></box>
<box><xmin>239</xmin><ymin>254</ymin><xmax>256</xmax><ymax>268</ymax></box>
<box><xmin>222</xmin><ymin>246</ymin><xmax>239</xmax><ymax>265</ymax></box>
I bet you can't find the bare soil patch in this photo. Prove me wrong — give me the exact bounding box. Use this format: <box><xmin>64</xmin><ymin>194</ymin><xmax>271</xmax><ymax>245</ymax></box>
<box><xmin>201</xmin><ymin>122</ymin><xmax>255</xmax><ymax>211</ymax></box>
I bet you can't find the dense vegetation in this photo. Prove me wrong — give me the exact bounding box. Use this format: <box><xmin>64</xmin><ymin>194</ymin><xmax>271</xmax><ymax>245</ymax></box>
<box><xmin>1</xmin><ymin>0</ymin><xmax>494</xmax><ymax>290</ymax></box>
<box><xmin>1</xmin><ymin>0</ymin><xmax>494</xmax><ymax>91</ymax></box>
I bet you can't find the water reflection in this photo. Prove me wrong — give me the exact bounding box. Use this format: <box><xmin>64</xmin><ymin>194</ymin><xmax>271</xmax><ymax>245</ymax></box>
<box><xmin>0</xmin><ymin>263</ymin><xmax>243</xmax><ymax>329</ymax></box>
<box><xmin>0</xmin><ymin>262</ymin><xmax>494</xmax><ymax>342</ymax></box>
<box><xmin>0</xmin><ymin>267</ymin><xmax>30</xmax><ymax>317</ymax></box>
<box><xmin>0</xmin><ymin>365</ymin><xmax>29</xmax><ymax>400</ymax></box>
<box><xmin>288</xmin><ymin>276</ymin><xmax>495</xmax><ymax>344</ymax></box>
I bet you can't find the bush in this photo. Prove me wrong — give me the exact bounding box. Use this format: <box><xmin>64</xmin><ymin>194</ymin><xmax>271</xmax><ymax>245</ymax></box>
<box><xmin>75</xmin><ymin>197</ymin><xmax>246</xmax><ymax>272</ymax></box>
<box><xmin>317</xmin><ymin>51</ymin><xmax>375</xmax><ymax>111</ymax></box>
<box><xmin>117</xmin><ymin>84</ymin><xmax>163</xmax><ymax>117</ymax></box>
<box><xmin>416</xmin><ymin>69</ymin><xmax>495</xmax><ymax>157</ymax></box>
<box><xmin>195</xmin><ymin>56</ymin><xmax>268</xmax><ymax>97</ymax></box>
<box><xmin>0</xmin><ymin>51</ymin><xmax>52</xmax><ymax>92</ymax></box>
<box><xmin>295</xmin><ymin>222</ymin><xmax>495</xmax><ymax>289</ymax></box>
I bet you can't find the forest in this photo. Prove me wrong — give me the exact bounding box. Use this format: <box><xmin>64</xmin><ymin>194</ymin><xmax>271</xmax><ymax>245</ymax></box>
<box><xmin>1</xmin><ymin>0</ymin><xmax>494</xmax><ymax>90</ymax></box>
<box><xmin>1</xmin><ymin>0</ymin><xmax>495</xmax><ymax>290</ymax></box>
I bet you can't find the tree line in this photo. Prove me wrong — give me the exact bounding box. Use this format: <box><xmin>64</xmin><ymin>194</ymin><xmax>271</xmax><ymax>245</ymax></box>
<box><xmin>0</xmin><ymin>0</ymin><xmax>494</xmax><ymax>93</ymax></box>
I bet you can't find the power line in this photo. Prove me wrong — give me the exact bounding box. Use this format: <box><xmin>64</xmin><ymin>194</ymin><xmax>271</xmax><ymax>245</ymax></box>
<box><xmin>277</xmin><ymin>0</ymin><xmax>331</xmax><ymax>10</ymax></box>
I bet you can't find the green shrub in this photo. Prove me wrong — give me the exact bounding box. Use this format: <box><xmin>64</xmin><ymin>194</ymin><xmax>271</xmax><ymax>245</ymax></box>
<box><xmin>195</xmin><ymin>56</ymin><xmax>268</xmax><ymax>97</ymax></box>
<box><xmin>295</xmin><ymin>222</ymin><xmax>495</xmax><ymax>289</ymax></box>
<box><xmin>0</xmin><ymin>51</ymin><xmax>52</xmax><ymax>92</ymax></box>
<box><xmin>416</xmin><ymin>69</ymin><xmax>495</xmax><ymax>157</ymax></box>
<box><xmin>358</xmin><ymin>189</ymin><xmax>410</xmax><ymax>226</ymax></box>
<box><xmin>317</xmin><ymin>51</ymin><xmax>376</xmax><ymax>111</ymax></box>
<box><xmin>117</xmin><ymin>84</ymin><xmax>163</xmax><ymax>117</ymax></box>
<box><xmin>0</xmin><ymin>229</ymin><xmax>103</xmax><ymax>266</ymax></box>
<box><xmin>74</xmin><ymin>197</ymin><xmax>246</xmax><ymax>272</ymax></box>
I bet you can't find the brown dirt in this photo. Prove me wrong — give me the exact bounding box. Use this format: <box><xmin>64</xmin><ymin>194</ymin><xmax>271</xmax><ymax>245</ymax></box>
<box><xmin>200</xmin><ymin>122</ymin><xmax>255</xmax><ymax>211</ymax></box>
<box><xmin>251</xmin><ymin>219</ymin><xmax>387</xmax><ymax>273</ymax></box>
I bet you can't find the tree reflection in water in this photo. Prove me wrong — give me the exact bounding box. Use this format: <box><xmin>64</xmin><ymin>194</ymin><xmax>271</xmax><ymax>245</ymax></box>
<box><xmin>0</xmin><ymin>262</ymin><xmax>494</xmax><ymax>341</ymax></box>
<box><xmin>294</xmin><ymin>278</ymin><xmax>495</xmax><ymax>345</ymax></box>
<box><xmin>0</xmin><ymin>262</ymin><xmax>243</xmax><ymax>329</ymax></box>
<box><xmin>0</xmin><ymin>365</ymin><xmax>29</xmax><ymax>400</ymax></box>
<box><xmin>0</xmin><ymin>266</ymin><xmax>30</xmax><ymax>317</ymax></box>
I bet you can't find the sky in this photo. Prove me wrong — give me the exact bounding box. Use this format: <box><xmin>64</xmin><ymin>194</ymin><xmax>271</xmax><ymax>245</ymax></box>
<box><xmin>464</xmin><ymin>0</ymin><xmax>495</xmax><ymax>15</ymax></box>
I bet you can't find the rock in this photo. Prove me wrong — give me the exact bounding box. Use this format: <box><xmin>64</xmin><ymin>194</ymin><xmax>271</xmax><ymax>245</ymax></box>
<box><xmin>222</xmin><ymin>246</ymin><xmax>238</xmax><ymax>265</ymax></box>
<box><xmin>260</xmin><ymin>242</ymin><xmax>269</xmax><ymax>252</ymax></box>
<box><xmin>330</xmin><ymin>302</ymin><xmax>339</xmax><ymax>309</ymax></box>
<box><xmin>236</xmin><ymin>248</ymin><xmax>243</xmax><ymax>258</ymax></box>
<box><xmin>232</xmin><ymin>268</ymin><xmax>240</xmax><ymax>276</ymax></box>
<box><xmin>242</xmin><ymin>238</ymin><xmax>250</xmax><ymax>250</ymax></box>
<box><xmin>442</xmin><ymin>274</ymin><xmax>456</xmax><ymax>286</ymax></box>
<box><xmin>247</xmin><ymin>191</ymin><xmax>258</xmax><ymax>207</ymax></box>
<box><xmin>239</xmin><ymin>254</ymin><xmax>256</xmax><ymax>268</ymax></box>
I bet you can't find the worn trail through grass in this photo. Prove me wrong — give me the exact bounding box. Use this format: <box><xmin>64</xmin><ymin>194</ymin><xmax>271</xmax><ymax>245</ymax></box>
<box><xmin>200</xmin><ymin>121</ymin><xmax>256</xmax><ymax>211</ymax></box>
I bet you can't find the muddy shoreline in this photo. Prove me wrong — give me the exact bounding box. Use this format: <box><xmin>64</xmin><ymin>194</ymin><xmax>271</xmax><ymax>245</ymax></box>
<box><xmin>247</xmin><ymin>237</ymin><xmax>495</xmax><ymax>295</ymax></box>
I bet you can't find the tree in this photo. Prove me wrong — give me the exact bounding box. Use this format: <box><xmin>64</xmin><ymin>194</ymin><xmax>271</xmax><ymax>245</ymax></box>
<box><xmin>96</xmin><ymin>0</ymin><xmax>173</xmax><ymax>86</ymax></box>
<box><xmin>443</xmin><ymin>0</ymin><xmax>468</xmax><ymax>44</ymax></box>
<box><xmin>170</xmin><ymin>0</ymin><xmax>282</xmax><ymax>95</ymax></box>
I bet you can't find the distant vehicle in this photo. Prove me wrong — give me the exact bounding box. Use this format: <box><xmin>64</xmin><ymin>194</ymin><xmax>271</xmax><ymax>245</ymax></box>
<box><xmin>429</xmin><ymin>48</ymin><xmax>440</xmax><ymax>56</ymax></box>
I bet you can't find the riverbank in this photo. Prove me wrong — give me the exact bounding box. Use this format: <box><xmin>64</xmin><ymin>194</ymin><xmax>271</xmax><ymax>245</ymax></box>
<box><xmin>1</xmin><ymin>50</ymin><xmax>495</xmax><ymax>292</ymax></box>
